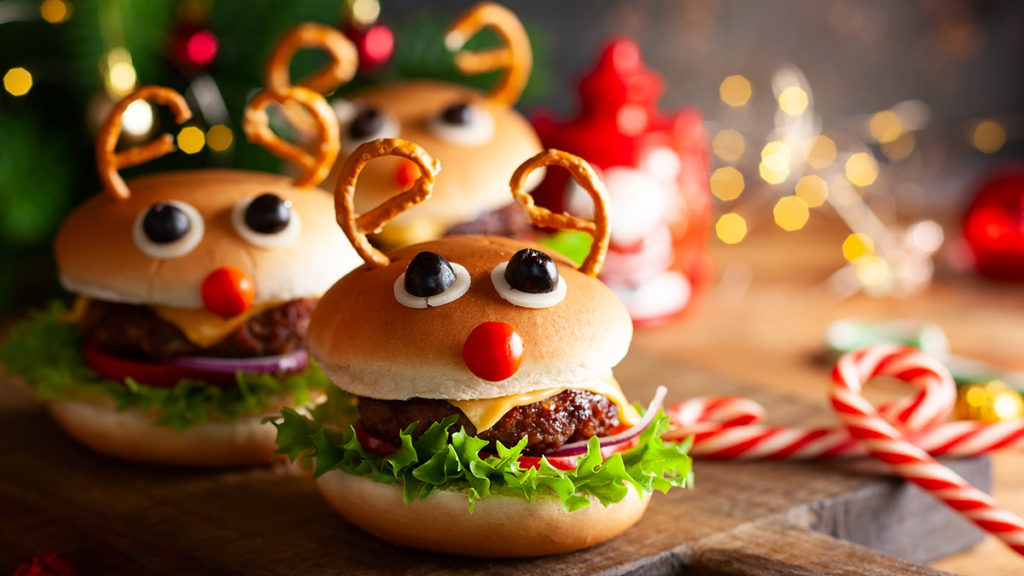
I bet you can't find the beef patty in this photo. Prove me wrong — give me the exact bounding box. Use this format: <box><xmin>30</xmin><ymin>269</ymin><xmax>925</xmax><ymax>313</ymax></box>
<box><xmin>358</xmin><ymin>389</ymin><xmax>622</xmax><ymax>455</ymax></box>
<box><xmin>80</xmin><ymin>299</ymin><xmax>316</xmax><ymax>361</ymax></box>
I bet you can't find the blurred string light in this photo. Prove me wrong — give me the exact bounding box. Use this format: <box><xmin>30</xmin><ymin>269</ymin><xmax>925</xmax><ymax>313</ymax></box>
<box><xmin>3</xmin><ymin>66</ymin><xmax>32</xmax><ymax>96</ymax></box>
<box><xmin>710</xmin><ymin>63</ymin><xmax>944</xmax><ymax>297</ymax></box>
<box><xmin>121</xmin><ymin>99</ymin><xmax>154</xmax><ymax>136</ymax></box>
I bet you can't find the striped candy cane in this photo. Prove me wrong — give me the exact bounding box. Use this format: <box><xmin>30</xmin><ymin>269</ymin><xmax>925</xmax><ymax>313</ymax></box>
<box><xmin>832</xmin><ymin>345</ymin><xmax>1024</xmax><ymax>556</ymax></box>
<box><xmin>664</xmin><ymin>347</ymin><xmax>1024</xmax><ymax>459</ymax></box>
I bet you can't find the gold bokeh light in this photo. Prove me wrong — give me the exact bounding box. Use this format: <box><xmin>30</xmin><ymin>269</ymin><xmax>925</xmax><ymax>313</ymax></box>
<box><xmin>40</xmin><ymin>0</ymin><xmax>72</xmax><ymax>24</ymax></box>
<box><xmin>843</xmin><ymin>233</ymin><xmax>874</xmax><ymax>262</ymax></box>
<box><xmin>844</xmin><ymin>152</ymin><xmax>878</xmax><ymax>187</ymax></box>
<box><xmin>719</xmin><ymin>75</ymin><xmax>752</xmax><ymax>107</ymax></box>
<box><xmin>869</xmin><ymin>110</ymin><xmax>903</xmax><ymax>143</ymax></box>
<box><xmin>710</xmin><ymin>167</ymin><xmax>745</xmax><ymax>201</ymax></box>
<box><xmin>712</xmin><ymin>129</ymin><xmax>746</xmax><ymax>162</ymax></box>
<box><xmin>778</xmin><ymin>86</ymin><xmax>809</xmax><ymax>116</ymax></box>
<box><xmin>773</xmin><ymin>196</ymin><xmax>809</xmax><ymax>231</ymax></box>
<box><xmin>806</xmin><ymin>135</ymin><xmax>837</xmax><ymax>169</ymax></box>
<box><xmin>716</xmin><ymin>213</ymin><xmax>748</xmax><ymax>244</ymax></box>
<box><xmin>177</xmin><ymin>126</ymin><xmax>206</xmax><ymax>154</ymax></box>
<box><xmin>206</xmin><ymin>124</ymin><xmax>234</xmax><ymax>152</ymax></box>
<box><xmin>795</xmin><ymin>175</ymin><xmax>828</xmax><ymax>207</ymax></box>
<box><xmin>3</xmin><ymin>67</ymin><xmax>32</xmax><ymax>96</ymax></box>
<box><xmin>972</xmin><ymin>120</ymin><xmax>1007</xmax><ymax>154</ymax></box>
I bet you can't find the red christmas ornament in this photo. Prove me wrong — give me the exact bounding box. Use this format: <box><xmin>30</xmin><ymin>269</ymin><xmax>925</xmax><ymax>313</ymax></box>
<box><xmin>342</xmin><ymin>23</ymin><xmax>394</xmax><ymax>71</ymax></box>
<box><xmin>963</xmin><ymin>170</ymin><xmax>1024</xmax><ymax>281</ymax></box>
<box><xmin>171</xmin><ymin>23</ymin><xmax>219</xmax><ymax>73</ymax></box>
<box><xmin>531</xmin><ymin>38</ymin><xmax>712</xmax><ymax>325</ymax></box>
<box><xmin>13</xmin><ymin>553</ymin><xmax>78</xmax><ymax>576</ymax></box>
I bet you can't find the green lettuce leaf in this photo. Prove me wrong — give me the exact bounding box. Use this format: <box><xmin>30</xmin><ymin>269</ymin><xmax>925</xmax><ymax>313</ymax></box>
<box><xmin>0</xmin><ymin>306</ymin><xmax>331</xmax><ymax>431</ymax></box>
<box><xmin>269</xmin><ymin>393</ymin><xmax>693</xmax><ymax>513</ymax></box>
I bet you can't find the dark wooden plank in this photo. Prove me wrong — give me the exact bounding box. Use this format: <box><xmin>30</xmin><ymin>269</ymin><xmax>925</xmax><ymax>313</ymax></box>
<box><xmin>0</xmin><ymin>349</ymin><xmax>988</xmax><ymax>574</ymax></box>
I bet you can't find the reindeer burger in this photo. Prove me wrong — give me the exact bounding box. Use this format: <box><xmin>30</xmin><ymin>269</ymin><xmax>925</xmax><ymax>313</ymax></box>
<box><xmin>272</xmin><ymin>139</ymin><xmax>692</xmax><ymax>557</ymax></box>
<box><xmin>0</xmin><ymin>86</ymin><xmax>361</xmax><ymax>466</ymax></box>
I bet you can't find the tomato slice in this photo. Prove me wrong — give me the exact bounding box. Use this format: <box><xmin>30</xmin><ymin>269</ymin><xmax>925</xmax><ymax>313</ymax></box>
<box><xmin>83</xmin><ymin>345</ymin><xmax>237</xmax><ymax>388</ymax></box>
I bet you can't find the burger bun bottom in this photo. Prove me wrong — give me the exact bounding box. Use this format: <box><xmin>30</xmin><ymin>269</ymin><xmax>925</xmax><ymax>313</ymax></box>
<box><xmin>47</xmin><ymin>397</ymin><xmax>280</xmax><ymax>467</ymax></box>
<box><xmin>316</xmin><ymin>469</ymin><xmax>651</xmax><ymax>557</ymax></box>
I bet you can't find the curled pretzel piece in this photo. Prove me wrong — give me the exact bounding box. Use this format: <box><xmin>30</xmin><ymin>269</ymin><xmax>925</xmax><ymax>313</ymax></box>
<box><xmin>445</xmin><ymin>2</ymin><xmax>532</xmax><ymax>106</ymax></box>
<box><xmin>336</xmin><ymin>138</ymin><xmax>441</xmax><ymax>268</ymax></box>
<box><xmin>244</xmin><ymin>86</ymin><xmax>340</xmax><ymax>189</ymax></box>
<box><xmin>509</xmin><ymin>150</ymin><xmax>610</xmax><ymax>277</ymax></box>
<box><xmin>265</xmin><ymin>23</ymin><xmax>358</xmax><ymax>95</ymax></box>
<box><xmin>96</xmin><ymin>86</ymin><xmax>193</xmax><ymax>200</ymax></box>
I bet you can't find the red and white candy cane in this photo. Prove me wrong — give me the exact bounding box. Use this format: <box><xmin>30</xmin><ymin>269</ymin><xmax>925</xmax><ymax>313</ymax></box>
<box><xmin>833</xmin><ymin>345</ymin><xmax>1024</xmax><ymax>555</ymax></box>
<box><xmin>664</xmin><ymin>347</ymin><xmax>1024</xmax><ymax>458</ymax></box>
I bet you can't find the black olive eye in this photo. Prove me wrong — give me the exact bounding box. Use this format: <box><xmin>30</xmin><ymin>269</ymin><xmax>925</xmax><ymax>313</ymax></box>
<box><xmin>244</xmin><ymin>193</ymin><xmax>291</xmax><ymax>234</ymax></box>
<box><xmin>405</xmin><ymin>251</ymin><xmax>456</xmax><ymax>297</ymax></box>
<box><xmin>348</xmin><ymin>106</ymin><xmax>385</xmax><ymax>139</ymax></box>
<box><xmin>440</xmin><ymin>102</ymin><xmax>474</xmax><ymax>125</ymax></box>
<box><xmin>143</xmin><ymin>202</ymin><xmax>191</xmax><ymax>244</ymax></box>
<box><xmin>505</xmin><ymin>249</ymin><xmax>559</xmax><ymax>294</ymax></box>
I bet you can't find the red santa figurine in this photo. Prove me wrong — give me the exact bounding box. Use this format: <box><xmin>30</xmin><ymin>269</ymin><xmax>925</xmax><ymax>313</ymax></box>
<box><xmin>532</xmin><ymin>38</ymin><xmax>712</xmax><ymax>325</ymax></box>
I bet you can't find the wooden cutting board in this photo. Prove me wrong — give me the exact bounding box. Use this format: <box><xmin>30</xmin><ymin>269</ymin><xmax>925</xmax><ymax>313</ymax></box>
<box><xmin>0</xmin><ymin>349</ymin><xmax>986</xmax><ymax>575</ymax></box>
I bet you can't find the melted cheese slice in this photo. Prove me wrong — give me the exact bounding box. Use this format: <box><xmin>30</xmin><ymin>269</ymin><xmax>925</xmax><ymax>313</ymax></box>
<box><xmin>448</xmin><ymin>376</ymin><xmax>640</xmax><ymax>433</ymax></box>
<box><xmin>153</xmin><ymin>302</ymin><xmax>278</xmax><ymax>348</ymax></box>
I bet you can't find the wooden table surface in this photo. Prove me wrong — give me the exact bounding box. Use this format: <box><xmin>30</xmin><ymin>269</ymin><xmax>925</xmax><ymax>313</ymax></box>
<box><xmin>1</xmin><ymin>217</ymin><xmax>1021</xmax><ymax>574</ymax></box>
<box><xmin>640</xmin><ymin>219</ymin><xmax>1024</xmax><ymax>575</ymax></box>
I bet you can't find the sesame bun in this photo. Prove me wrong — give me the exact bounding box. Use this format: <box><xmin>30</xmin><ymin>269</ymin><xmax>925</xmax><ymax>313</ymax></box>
<box><xmin>316</xmin><ymin>469</ymin><xmax>651</xmax><ymax>557</ymax></box>
<box><xmin>308</xmin><ymin>235</ymin><xmax>633</xmax><ymax>401</ymax></box>
<box><xmin>55</xmin><ymin>170</ymin><xmax>361</xmax><ymax>308</ymax></box>
<box><xmin>330</xmin><ymin>81</ymin><xmax>542</xmax><ymax>244</ymax></box>
<box><xmin>46</xmin><ymin>395</ymin><xmax>289</xmax><ymax>467</ymax></box>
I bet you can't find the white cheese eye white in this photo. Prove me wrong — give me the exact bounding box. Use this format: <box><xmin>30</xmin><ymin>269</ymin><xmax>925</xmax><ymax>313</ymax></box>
<box><xmin>491</xmin><ymin>249</ymin><xmax>567</xmax><ymax>309</ymax></box>
<box><xmin>427</xmin><ymin>102</ymin><xmax>494</xmax><ymax>147</ymax></box>
<box><xmin>232</xmin><ymin>193</ymin><xmax>302</xmax><ymax>249</ymax></box>
<box><xmin>336</xmin><ymin>100</ymin><xmax>399</xmax><ymax>154</ymax></box>
<box><xmin>133</xmin><ymin>200</ymin><xmax>205</xmax><ymax>259</ymax></box>
<box><xmin>394</xmin><ymin>251</ymin><xmax>471</xmax><ymax>309</ymax></box>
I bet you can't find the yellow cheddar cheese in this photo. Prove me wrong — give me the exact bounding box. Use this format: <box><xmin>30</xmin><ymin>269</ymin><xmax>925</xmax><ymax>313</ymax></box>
<box><xmin>153</xmin><ymin>302</ymin><xmax>278</xmax><ymax>349</ymax></box>
<box><xmin>449</xmin><ymin>376</ymin><xmax>640</xmax><ymax>433</ymax></box>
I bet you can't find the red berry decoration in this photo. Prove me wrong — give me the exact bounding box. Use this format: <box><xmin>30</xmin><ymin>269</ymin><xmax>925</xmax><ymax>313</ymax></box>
<box><xmin>962</xmin><ymin>170</ymin><xmax>1024</xmax><ymax>281</ymax></box>
<box><xmin>462</xmin><ymin>321</ymin><xmax>524</xmax><ymax>382</ymax></box>
<box><xmin>201</xmin><ymin>266</ymin><xmax>255</xmax><ymax>317</ymax></box>
<box><xmin>14</xmin><ymin>553</ymin><xmax>78</xmax><ymax>576</ymax></box>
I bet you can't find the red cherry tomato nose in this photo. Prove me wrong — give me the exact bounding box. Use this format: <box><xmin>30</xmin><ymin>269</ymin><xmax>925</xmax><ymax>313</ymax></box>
<box><xmin>462</xmin><ymin>321</ymin><xmax>524</xmax><ymax>382</ymax></box>
<box><xmin>395</xmin><ymin>159</ymin><xmax>421</xmax><ymax>190</ymax></box>
<box><xmin>201</xmin><ymin>266</ymin><xmax>255</xmax><ymax>317</ymax></box>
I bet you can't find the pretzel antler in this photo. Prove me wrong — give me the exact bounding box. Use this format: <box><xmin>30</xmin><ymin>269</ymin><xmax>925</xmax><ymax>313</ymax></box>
<box><xmin>509</xmin><ymin>150</ymin><xmax>611</xmax><ymax>277</ymax></box>
<box><xmin>244</xmin><ymin>86</ymin><xmax>341</xmax><ymax>189</ymax></box>
<box><xmin>265</xmin><ymin>22</ymin><xmax>358</xmax><ymax>95</ymax></box>
<box><xmin>96</xmin><ymin>86</ymin><xmax>193</xmax><ymax>200</ymax></box>
<box><xmin>336</xmin><ymin>139</ymin><xmax>441</xmax><ymax>268</ymax></box>
<box><xmin>445</xmin><ymin>2</ymin><xmax>532</xmax><ymax>106</ymax></box>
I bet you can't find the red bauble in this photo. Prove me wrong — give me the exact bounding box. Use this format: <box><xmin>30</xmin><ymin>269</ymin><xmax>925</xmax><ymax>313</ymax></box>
<box><xmin>171</xmin><ymin>24</ymin><xmax>219</xmax><ymax>73</ymax></box>
<box><xmin>963</xmin><ymin>170</ymin><xmax>1024</xmax><ymax>281</ymax></box>
<box><xmin>344</xmin><ymin>24</ymin><xmax>394</xmax><ymax>71</ymax></box>
<box><xmin>13</xmin><ymin>553</ymin><xmax>78</xmax><ymax>576</ymax></box>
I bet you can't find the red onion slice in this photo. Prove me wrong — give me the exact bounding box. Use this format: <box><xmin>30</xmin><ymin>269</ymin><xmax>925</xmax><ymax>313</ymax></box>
<box><xmin>543</xmin><ymin>385</ymin><xmax>667</xmax><ymax>458</ymax></box>
<box><xmin>166</xmin><ymin>349</ymin><xmax>309</xmax><ymax>374</ymax></box>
